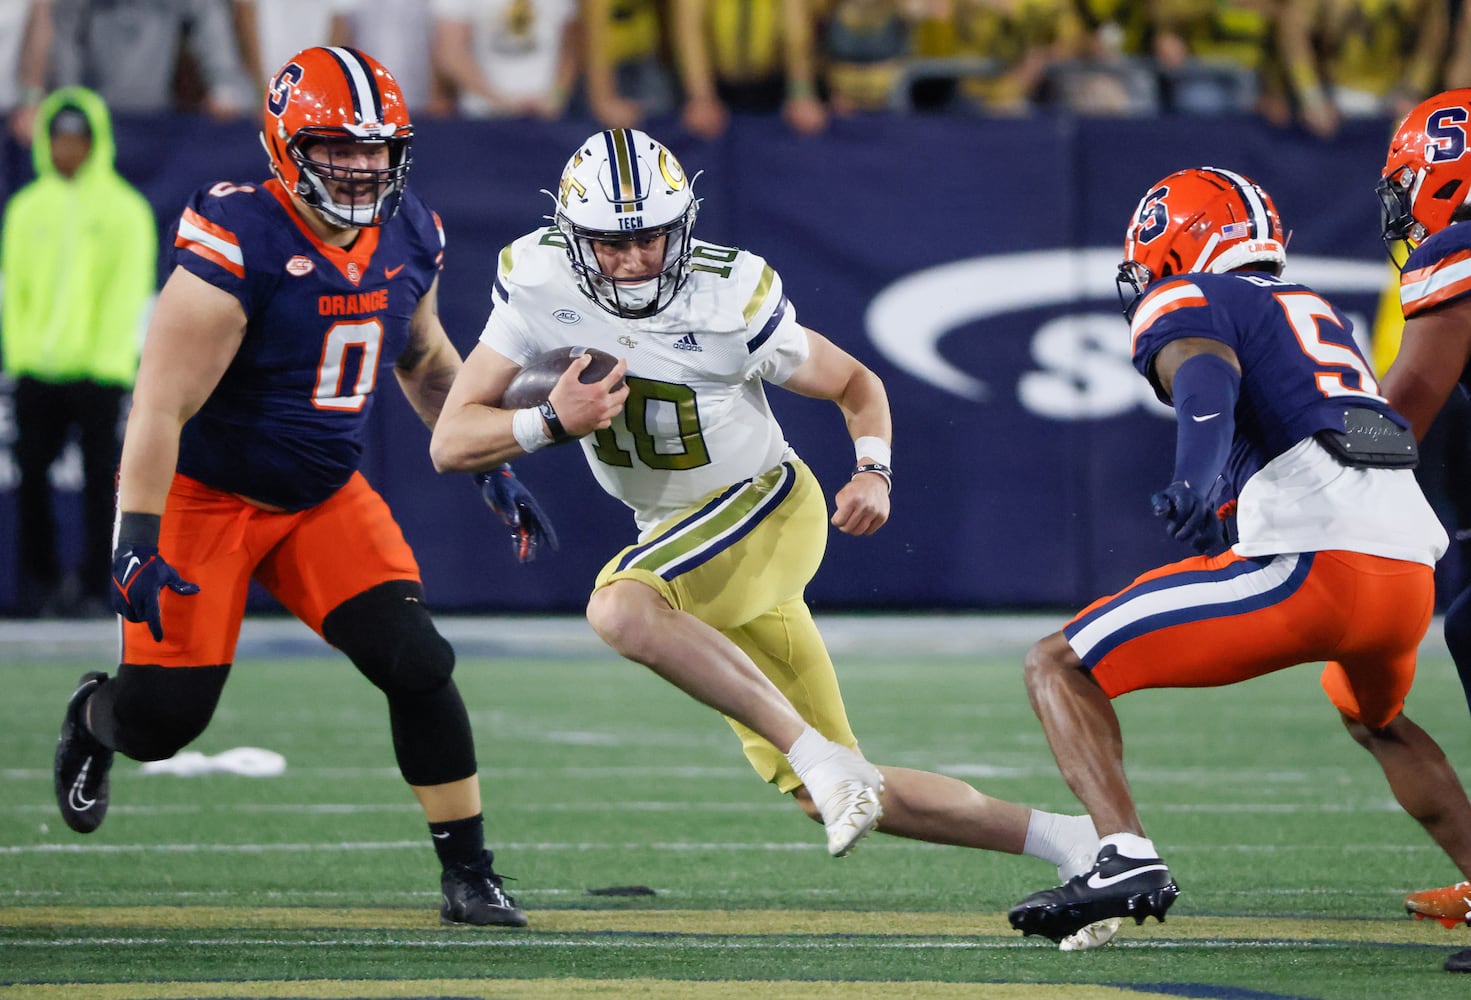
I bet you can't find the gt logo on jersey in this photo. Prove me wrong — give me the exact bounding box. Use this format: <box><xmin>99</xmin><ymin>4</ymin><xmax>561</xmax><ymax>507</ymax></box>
<box><xmin>1426</xmin><ymin>107</ymin><xmax>1469</xmax><ymax>163</ymax></box>
<box><xmin>267</xmin><ymin>62</ymin><xmax>304</xmax><ymax>117</ymax></box>
<box><xmin>1134</xmin><ymin>185</ymin><xmax>1170</xmax><ymax>244</ymax></box>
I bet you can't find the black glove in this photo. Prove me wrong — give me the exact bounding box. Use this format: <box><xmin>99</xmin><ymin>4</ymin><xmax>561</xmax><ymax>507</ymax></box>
<box><xmin>475</xmin><ymin>464</ymin><xmax>559</xmax><ymax>563</ymax></box>
<box><xmin>1150</xmin><ymin>481</ymin><xmax>1225</xmax><ymax>554</ymax></box>
<box><xmin>110</xmin><ymin>543</ymin><xmax>201</xmax><ymax>641</ymax></box>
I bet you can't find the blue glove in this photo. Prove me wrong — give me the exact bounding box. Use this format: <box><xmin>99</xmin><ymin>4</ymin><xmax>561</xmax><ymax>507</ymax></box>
<box><xmin>110</xmin><ymin>544</ymin><xmax>201</xmax><ymax>642</ymax></box>
<box><xmin>475</xmin><ymin>464</ymin><xmax>559</xmax><ymax>563</ymax></box>
<box><xmin>1150</xmin><ymin>481</ymin><xmax>1225</xmax><ymax>554</ymax></box>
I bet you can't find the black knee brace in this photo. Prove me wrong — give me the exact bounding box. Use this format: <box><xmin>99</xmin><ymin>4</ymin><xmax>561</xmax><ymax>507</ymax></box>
<box><xmin>89</xmin><ymin>663</ymin><xmax>230</xmax><ymax>762</ymax></box>
<box><xmin>322</xmin><ymin>581</ymin><xmax>475</xmax><ymax>786</ymax></box>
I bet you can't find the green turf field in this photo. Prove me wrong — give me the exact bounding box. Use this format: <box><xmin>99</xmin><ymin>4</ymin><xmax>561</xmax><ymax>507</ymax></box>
<box><xmin>3</xmin><ymin>614</ymin><xmax>1471</xmax><ymax>998</ymax></box>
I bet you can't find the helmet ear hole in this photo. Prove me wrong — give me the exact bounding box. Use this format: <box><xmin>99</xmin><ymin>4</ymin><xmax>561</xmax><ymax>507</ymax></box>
<box><xmin>1433</xmin><ymin>179</ymin><xmax>1464</xmax><ymax>201</ymax></box>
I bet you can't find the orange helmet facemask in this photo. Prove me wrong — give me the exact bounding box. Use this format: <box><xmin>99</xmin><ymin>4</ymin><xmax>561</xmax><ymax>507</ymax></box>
<box><xmin>1117</xmin><ymin>167</ymin><xmax>1287</xmax><ymax>319</ymax></box>
<box><xmin>261</xmin><ymin>46</ymin><xmax>413</xmax><ymax>229</ymax></box>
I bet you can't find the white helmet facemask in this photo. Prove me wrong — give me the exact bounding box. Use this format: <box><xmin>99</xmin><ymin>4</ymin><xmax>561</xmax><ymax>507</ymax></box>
<box><xmin>550</xmin><ymin>128</ymin><xmax>698</xmax><ymax>318</ymax></box>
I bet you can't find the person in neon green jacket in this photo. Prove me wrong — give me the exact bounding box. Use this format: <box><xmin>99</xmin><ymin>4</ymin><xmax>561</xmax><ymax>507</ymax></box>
<box><xmin>2</xmin><ymin>86</ymin><xmax>156</xmax><ymax>615</ymax></box>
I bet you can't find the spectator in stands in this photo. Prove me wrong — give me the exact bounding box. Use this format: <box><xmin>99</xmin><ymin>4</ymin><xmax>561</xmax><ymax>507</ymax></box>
<box><xmin>581</xmin><ymin>0</ymin><xmax>676</xmax><ymax>128</ymax></box>
<box><xmin>670</xmin><ymin>0</ymin><xmax>826</xmax><ymax>139</ymax></box>
<box><xmin>431</xmin><ymin>0</ymin><xmax>579</xmax><ymax>119</ymax></box>
<box><xmin>352</xmin><ymin>0</ymin><xmax>454</xmax><ymax>116</ymax></box>
<box><xmin>2</xmin><ymin>0</ymin><xmax>51</xmax><ymax>143</ymax></box>
<box><xmin>50</xmin><ymin>0</ymin><xmax>254</xmax><ymax>117</ymax></box>
<box><xmin>1277</xmin><ymin>0</ymin><xmax>1449</xmax><ymax>139</ymax></box>
<box><xmin>910</xmin><ymin>0</ymin><xmax>1161</xmax><ymax>116</ymax></box>
<box><xmin>2</xmin><ymin>88</ymin><xmax>156</xmax><ymax>617</ymax></box>
<box><xmin>818</xmin><ymin>0</ymin><xmax>914</xmax><ymax>116</ymax></box>
<box><xmin>1442</xmin><ymin>0</ymin><xmax>1471</xmax><ymax>89</ymax></box>
<box><xmin>234</xmin><ymin>0</ymin><xmax>356</xmax><ymax>93</ymax></box>
<box><xmin>1042</xmin><ymin>0</ymin><xmax>1160</xmax><ymax>114</ymax></box>
<box><xmin>1151</xmin><ymin>0</ymin><xmax>1289</xmax><ymax>121</ymax></box>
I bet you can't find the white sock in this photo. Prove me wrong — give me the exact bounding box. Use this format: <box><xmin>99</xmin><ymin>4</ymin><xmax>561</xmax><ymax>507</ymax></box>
<box><xmin>1101</xmin><ymin>831</ymin><xmax>1159</xmax><ymax>860</ymax></box>
<box><xmin>783</xmin><ymin>725</ymin><xmax>833</xmax><ymax>780</ymax></box>
<box><xmin>1023</xmin><ymin>810</ymin><xmax>1098</xmax><ymax>866</ymax></box>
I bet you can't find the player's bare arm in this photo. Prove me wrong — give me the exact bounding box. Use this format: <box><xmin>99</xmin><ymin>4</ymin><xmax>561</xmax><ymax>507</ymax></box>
<box><xmin>1151</xmin><ymin>336</ymin><xmax>1242</xmax><ymax>399</ymax></box>
<box><xmin>1379</xmin><ymin>304</ymin><xmax>1471</xmax><ymax>442</ymax></box>
<box><xmin>430</xmin><ymin>343</ymin><xmax>524</xmax><ymax>472</ymax></box>
<box><xmin>779</xmin><ymin>327</ymin><xmax>892</xmax><ymax>536</ymax></box>
<box><xmin>394</xmin><ymin>275</ymin><xmax>463</xmax><ymax>430</ymax></box>
<box><xmin>117</xmin><ymin>267</ymin><xmax>247</xmax><ymax>516</ymax></box>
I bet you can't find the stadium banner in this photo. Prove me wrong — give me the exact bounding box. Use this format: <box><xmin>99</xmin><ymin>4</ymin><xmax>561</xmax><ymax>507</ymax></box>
<box><xmin>0</xmin><ymin>113</ymin><xmax>1430</xmax><ymax>614</ymax></box>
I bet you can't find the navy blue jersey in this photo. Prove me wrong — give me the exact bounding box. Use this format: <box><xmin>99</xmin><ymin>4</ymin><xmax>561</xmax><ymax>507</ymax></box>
<box><xmin>1401</xmin><ymin>220</ymin><xmax>1471</xmax><ymax>393</ymax></box>
<box><xmin>1129</xmin><ymin>271</ymin><xmax>1402</xmax><ymax>500</ymax></box>
<box><xmin>171</xmin><ymin>179</ymin><xmax>444</xmax><ymax>510</ymax></box>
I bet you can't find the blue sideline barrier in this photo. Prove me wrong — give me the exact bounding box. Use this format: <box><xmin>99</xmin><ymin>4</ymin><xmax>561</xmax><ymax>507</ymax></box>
<box><xmin>1</xmin><ymin>112</ymin><xmax>1445</xmax><ymax>614</ymax></box>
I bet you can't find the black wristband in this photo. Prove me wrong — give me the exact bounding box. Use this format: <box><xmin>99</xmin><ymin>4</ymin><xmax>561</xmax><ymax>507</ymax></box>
<box><xmin>538</xmin><ymin>400</ymin><xmax>573</xmax><ymax>445</ymax></box>
<box><xmin>852</xmin><ymin>462</ymin><xmax>892</xmax><ymax>493</ymax></box>
<box><xmin>117</xmin><ymin>511</ymin><xmax>161</xmax><ymax>548</ymax></box>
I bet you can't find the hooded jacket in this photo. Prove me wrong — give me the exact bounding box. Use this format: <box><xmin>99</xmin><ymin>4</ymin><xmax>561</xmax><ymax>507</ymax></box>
<box><xmin>1</xmin><ymin>86</ymin><xmax>156</xmax><ymax>386</ymax></box>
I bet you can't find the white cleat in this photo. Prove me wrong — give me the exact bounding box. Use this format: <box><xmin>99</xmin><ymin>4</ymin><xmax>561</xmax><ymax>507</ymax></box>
<box><xmin>1058</xmin><ymin>917</ymin><xmax>1122</xmax><ymax>952</ymax></box>
<box><xmin>805</xmin><ymin>745</ymin><xmax>885</xmax><ymax>857</ymax></box>
<box><xmin>821</xmin><ymin>778</ymin><xmax>884</xmax><ymax>857</ymax></box>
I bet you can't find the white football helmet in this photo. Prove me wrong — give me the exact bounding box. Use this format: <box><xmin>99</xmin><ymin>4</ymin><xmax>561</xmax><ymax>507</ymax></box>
<box><xmin>552</xmin><ymin>129</ymin><xmax>698</xmax><ymax>318</ymax></box>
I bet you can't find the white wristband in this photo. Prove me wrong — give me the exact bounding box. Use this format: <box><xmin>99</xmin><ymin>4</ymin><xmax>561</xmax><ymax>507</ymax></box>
<box><xmin>854</xmin><ymin>435</ymin><xmax>891</xmax><ymax>468</ymax></box>
<box><xmin>511</xmin><ymin>406</ymin><xmax>553</xmax><ymax>453</ymax></box>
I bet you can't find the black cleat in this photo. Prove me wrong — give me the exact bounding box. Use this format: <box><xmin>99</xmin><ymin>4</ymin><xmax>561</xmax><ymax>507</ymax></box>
<box><xmin>1008</xmin><ymin>845</ymin><xmax>1180</xmax><ymax>943</ymax></box>
<box><xmin>1448</xmin><ymin>948</ymin><xmax>1471</xmax><ymax>973</ymax></box>
<box><xmin>54</xmin><ymin>672</ymin><xmax>114</xmax><ymax>834</ymax></box>
<box><xmin>441</xmin><ymin>850</ymin><xmax>528</xmax><ymax>927</ymax></box>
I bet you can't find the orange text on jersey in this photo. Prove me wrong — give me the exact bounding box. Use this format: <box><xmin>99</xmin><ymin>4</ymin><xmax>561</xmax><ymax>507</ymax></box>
<box><xmin>319</xmin><ymin>289</ymin><xmax>388</xmax><ymax>316</ymax></box>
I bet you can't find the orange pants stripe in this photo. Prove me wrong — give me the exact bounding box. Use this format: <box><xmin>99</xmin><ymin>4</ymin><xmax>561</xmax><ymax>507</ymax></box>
<box><xmin>122</xmin><ymin>472</ymin><xmax>420</xmax><ymax>667</ymax></box>
<box><xmin>1064</xmin><ymin>549</ymin><xmax>1434</xmax><ymax>729</ymax></box>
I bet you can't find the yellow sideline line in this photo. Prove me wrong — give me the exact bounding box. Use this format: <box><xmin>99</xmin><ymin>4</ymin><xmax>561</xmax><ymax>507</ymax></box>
<box><xmin>0</xmin><ymin>906</ymin><xmax>1463</xmax><ymax>943</ymax></box>
<box><xmin>0</xmin><ymin>980</ymin><xmax>1180</xmax><ymax>1000</ymax></box>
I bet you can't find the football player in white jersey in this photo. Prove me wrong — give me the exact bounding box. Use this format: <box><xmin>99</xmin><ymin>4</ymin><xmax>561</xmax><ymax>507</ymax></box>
<box><xmin>431</xmin><ymin>128</ymin><xmax>1116</xmax><ymax>947</ymax></box>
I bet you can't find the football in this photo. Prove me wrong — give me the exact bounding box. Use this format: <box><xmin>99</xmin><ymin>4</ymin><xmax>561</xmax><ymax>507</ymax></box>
<box><xmin>501</xmin><ymin>346</ymin><xmax>623</xmax><ymax>410</ymax></box>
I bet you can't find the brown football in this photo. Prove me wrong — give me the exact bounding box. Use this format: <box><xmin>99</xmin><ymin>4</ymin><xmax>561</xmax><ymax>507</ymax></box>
<box><xmin>501</xmin><ymin>346</ymin><xmax>623</xmax><ymax>410</ymax></box>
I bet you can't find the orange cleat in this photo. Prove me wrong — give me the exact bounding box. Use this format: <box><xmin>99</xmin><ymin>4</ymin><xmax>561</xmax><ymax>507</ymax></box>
<box><xmin>1406</xmin><ymin>882</ymin><xmax>1471</xmax><ymax>929</ymax></box>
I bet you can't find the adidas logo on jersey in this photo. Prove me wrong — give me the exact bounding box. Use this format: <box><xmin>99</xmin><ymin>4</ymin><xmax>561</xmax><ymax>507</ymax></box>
<box><xmin>673</xmin><ymin>333</ymin><xmax>702</xmax><ymax>352</ymax></box>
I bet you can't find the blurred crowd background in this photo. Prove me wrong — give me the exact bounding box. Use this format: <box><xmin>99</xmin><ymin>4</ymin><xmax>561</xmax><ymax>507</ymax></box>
<box><xmin>0</xmin><ymin>0</ymin><xmax>1465</xmax><ymax>148</ymax></box>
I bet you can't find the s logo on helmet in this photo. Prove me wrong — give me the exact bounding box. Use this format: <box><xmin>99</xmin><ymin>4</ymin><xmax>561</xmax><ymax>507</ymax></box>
<box><xmin>268</xmin><ymin>62</ymin><xmax>304</xmax><ymax>117</ymax></box>
<box><xmin>1426</xmin><ymin>107</ymin><xmax>1470</xmax><ymax>163</ymax></box>
<box><xmin>1134</xmin><ymin>185</ymin><xmax>1170</xmax><ymax>244</ymax></box>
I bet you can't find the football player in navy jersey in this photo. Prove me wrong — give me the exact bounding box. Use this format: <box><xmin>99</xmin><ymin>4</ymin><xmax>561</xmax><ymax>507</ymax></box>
<box><xmin>1377</xmin><ymin>89</ymin><xmax>1471</xmax><ymax>970</ymax></box>
<box><xmin>1005</xmin><ymin>167</ymin><xmax>1471</xmax><ymax>951</ymax></box>
<box><xmin>49</xmin><ymin>46</ymin><xmax>552</xmax><ymax>928</ymax></box>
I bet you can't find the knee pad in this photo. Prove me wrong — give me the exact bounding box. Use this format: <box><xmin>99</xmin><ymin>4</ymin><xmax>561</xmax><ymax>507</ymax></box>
<box><xmin>322</xmin><ymin>581</ymin><xmax>456</xmax><ymax>698</ymax></box>
<box><xmin>89</xmin><ymin>663</ymin><xmax>230</xmax><ymax>762</ymax></box>
<box><xmin>323</xmin><ymin>582</ymin><xmax>473</xmax><ymax>787</ymax></box>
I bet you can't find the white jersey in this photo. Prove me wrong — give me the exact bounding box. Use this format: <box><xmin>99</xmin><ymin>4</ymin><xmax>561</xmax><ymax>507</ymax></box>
<box><xmin>479</xmin><ymin>228</ymin><xmax>810</xmax><ymax>534</ymax></box>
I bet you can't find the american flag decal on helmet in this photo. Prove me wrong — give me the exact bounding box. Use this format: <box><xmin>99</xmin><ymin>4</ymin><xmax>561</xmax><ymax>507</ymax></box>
<box><xmin>1221</xmin><ymin>221</ymin><xmax>1251</xmax><ymax>239</ymax></box>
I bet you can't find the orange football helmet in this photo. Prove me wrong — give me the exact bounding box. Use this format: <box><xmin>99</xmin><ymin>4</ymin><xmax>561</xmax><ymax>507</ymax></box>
<box><xmin>1378</xmin><ymin>88</ymin><xmax>1471</xmax><ymax>251</ymax></box>
<box><xmin>261</xmin><ymin>46</ymin><xmax>412</xmax><ymax>229</ymax></box>
<box><xmin>1117</xmin><ymin>167</ymin><xmax>1287</xmax><ymax>318</ymax></box>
